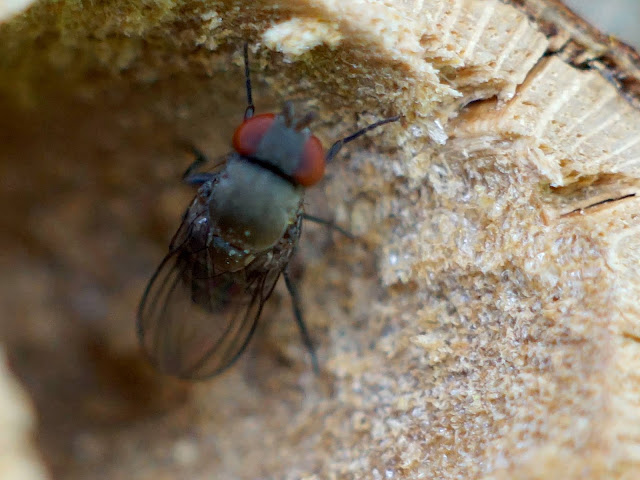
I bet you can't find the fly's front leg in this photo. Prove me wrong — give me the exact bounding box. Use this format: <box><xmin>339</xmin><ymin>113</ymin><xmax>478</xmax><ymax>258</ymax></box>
<box><xmin>182</xmin><ymin>146</ymin><xmax>217</xmax><ymax>186</ymax></box>
<box><xmin>325</xmin><ymin>115</ymin><xmax>401</xmax><ymax>162</ymax></box>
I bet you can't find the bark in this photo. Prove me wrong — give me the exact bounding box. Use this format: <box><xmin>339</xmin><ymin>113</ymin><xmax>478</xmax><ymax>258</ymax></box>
<box><xmin>1</xmin><ymin>0</ymin><xmax>639</xmax><ymax>479</ymax></box>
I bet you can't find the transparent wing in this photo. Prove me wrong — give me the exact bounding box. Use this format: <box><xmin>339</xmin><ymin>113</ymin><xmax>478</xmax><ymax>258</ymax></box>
<box><xmin>137</xmin><ymin>227</ymin><xmax>282</xmax><ymax>379</ymax></box>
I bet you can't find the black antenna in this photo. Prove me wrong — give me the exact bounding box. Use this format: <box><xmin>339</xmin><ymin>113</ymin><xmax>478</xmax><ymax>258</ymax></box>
<box><xmin>243</xmin><ymin>43</ymin><xmax>255</xmax><ymax>120</ymax></box>
<box><xmin>326</xmin><ymin>115</ymin><xmax>401</xmax><ymax>162</ymax></box>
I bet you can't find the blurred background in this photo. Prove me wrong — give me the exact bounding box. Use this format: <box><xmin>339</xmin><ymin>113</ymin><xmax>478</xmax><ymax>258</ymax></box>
<box><xmin>566</xmin><ymin>0</ymin><xmax>640</xmax><ymax>49</ymax></box>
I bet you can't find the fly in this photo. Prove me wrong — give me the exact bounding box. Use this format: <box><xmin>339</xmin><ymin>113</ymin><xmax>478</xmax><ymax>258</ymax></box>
<box><xmin>137</xmin><ymin>44</ymin><xmax>400</xmax><ymax>379</ymax></box>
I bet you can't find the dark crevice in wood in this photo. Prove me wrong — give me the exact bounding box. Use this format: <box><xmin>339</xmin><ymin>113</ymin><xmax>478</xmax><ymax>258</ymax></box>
<box><xmin>622</xmin><ymin>331</ymin><xmax>640</xmax><ymax>345</ymax></box>
<box><xmin>560</xmin><ymin>193</ymin><xmax>636</xmax><ymax>217</ymax></box>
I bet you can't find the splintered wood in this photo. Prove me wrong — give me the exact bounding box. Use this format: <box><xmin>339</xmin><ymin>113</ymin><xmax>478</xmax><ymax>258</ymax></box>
<box><xmin>0</xmin><ymin>0</ymin><xmax>639</xmax><ymax>479</ymax></box>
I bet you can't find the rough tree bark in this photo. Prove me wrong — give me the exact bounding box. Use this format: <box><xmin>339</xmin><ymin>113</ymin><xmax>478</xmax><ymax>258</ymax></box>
<box><xmin>1</xmin><ymin>0</ymin><xmax>639</xmax><ymax>479</ymax></box>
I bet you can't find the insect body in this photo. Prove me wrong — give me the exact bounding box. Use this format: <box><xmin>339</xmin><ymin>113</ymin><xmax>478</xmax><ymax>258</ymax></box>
<box><xmin>137</xmin><ymin>44</ymin><xmax>400</xmax><ymax>379</ymax></box>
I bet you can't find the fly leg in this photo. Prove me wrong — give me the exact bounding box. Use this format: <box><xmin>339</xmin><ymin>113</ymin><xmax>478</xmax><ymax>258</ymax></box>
<box><xmin>242</xmin><ymin>42</ymin><xmax>255</xmax><ymax>120</ymax></box>
<box><xmin>182</xmin><ymin>146</ymin><xmax>217</xmax><ymax>186</ymax></box>
<box><xmin>302</xmin><ymin>213</ymin><xmax>355</xmax><ymax>239</ymax></box>
<box><xmin>283</xmin><ymin>269</ymin><xmax>319</xmax><ymax>374</ymax></box>
<box><xmin>326</xmin><ymin>115</ymin><xmax>401</xmax><ymax>162</ymax></box>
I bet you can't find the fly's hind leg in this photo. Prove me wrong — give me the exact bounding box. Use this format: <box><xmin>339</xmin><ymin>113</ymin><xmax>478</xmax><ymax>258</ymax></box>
<box><xmin>283</xmin><ymin>269</ymin><xmax>319</xmax><ymax>374</ymax></box>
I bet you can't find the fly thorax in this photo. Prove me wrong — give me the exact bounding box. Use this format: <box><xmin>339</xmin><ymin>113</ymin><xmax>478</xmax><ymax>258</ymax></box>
<box><xmin>209</xmin><ymin>156</ymin><xmax>303</xmax><ymax>251</ymax></box>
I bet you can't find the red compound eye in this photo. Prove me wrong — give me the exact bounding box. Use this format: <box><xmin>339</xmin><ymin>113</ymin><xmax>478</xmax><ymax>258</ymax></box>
<box><xmin>292</xmin><ymin>135</ymin><xmax>325</xmax><ymax>187</ymax></box>
<box><xmin>232</xmin><ymin>113</ymin><xmax>276</xmax><ymax>156</ymax></box>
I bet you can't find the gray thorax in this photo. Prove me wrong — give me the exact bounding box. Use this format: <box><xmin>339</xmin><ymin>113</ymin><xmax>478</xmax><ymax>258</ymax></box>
<box><xmin>208</xmin><ymin>155</ymin><xmax>303</xmax><ymax>252</ymax></box>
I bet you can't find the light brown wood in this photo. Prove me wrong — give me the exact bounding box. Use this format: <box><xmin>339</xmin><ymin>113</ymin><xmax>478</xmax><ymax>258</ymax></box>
<box><xmin>0</xmin><ymin>348</ymin><xmax>48</xmax><ymax>480</ymax></box>
<box><xmin>1</xmin><ymin>1</ymin><xmax>639</xmax><ymax>479</ymax></box>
